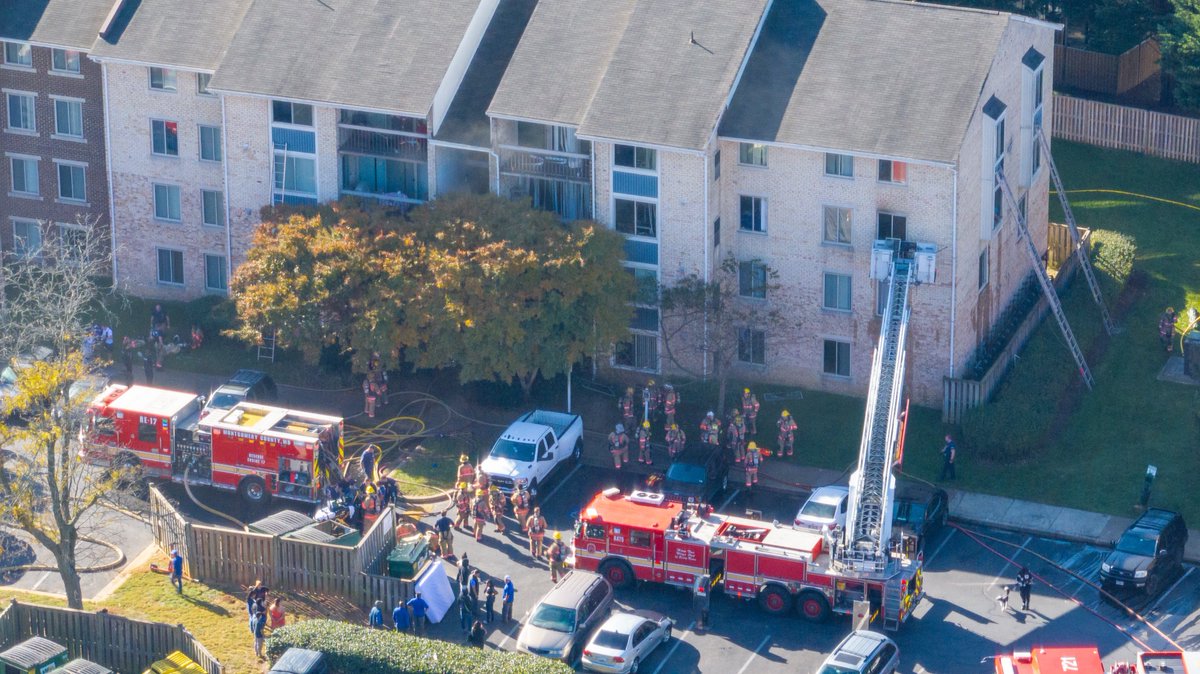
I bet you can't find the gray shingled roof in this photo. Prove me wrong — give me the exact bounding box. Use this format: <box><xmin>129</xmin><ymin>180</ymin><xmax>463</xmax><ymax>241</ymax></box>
<box><xmin>209</xmin><ymin>0</ymin><xmax>486</xmax><ymax>116</ymax></box>
<box><xmin>487</xmin><ymin>0</ymin><xmax>638</xmax><ymax>128</ymax></box>
<box><xmin>0</xmin><ymin>0</ymin><xmax>115</xmax><ymax>51</ymax></box>
<box><xmin>719</xmin><ymin>0</ymin><xmax>1011</xmax><ymax>164</ymax></box>
<box><xmin>89</xmin><ymin>0</ymin><xmax>253</xmax><ymax>71</ymax></box>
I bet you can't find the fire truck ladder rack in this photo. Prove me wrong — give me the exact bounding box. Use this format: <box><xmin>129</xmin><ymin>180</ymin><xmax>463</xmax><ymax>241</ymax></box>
<box><xmin>997</xmin><ymin>169</ymin><xmax>1094</xmax><ymax>390</ymax></box>
<box><xmin>1037</xmin><ymin>127</ymin><xmax>1116</xmax><ymax>336</ymax></box>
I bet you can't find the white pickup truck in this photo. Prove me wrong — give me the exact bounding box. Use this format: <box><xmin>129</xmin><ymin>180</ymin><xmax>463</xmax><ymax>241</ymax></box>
<box><xmin>479</xmin><ymin>410</ymin><xmax>583</xmax><ymax>495</ymax></box>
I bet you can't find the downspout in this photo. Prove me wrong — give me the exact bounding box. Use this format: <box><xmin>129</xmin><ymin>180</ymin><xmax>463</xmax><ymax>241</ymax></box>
<box><xmin>221</xmin><ymin>94</ymin><xmax>233</xmax><ymax>291</ymax></box>
<box><xmin>101</xmin><ymin>62</ymin><xmax>118</xmax><ymax>280</ymax></box>
<box><xmin>949</xmin><ymin>166</ymin><xmax>959</xmax><ymax>378</ymax></box>
<box><xmin>590</xmin><ymin>140</ymin><xmax>597</xmax><ymax>221</ymax></box>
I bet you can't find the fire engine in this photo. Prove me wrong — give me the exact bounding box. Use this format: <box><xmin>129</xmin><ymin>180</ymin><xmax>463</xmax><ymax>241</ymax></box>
<box><xmin>992</xmin><ymin>647</ymin><xmax>1106</xmax><ymax>674</ymax></box>
<box><xmin>85</xmin><ymin>384</ymin><xmax>343</xmax><ymax>505</ymax></box>
<box><xmin>575</xmin><ymin>254</ymin><xmax>926</xmax><ymax>629</ymax></box>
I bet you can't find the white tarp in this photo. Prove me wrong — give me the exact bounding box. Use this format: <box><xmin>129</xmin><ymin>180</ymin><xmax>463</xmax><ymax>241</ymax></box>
<box><xmin>414</xmin><ymin>558</ymin><xmax>456</xmax><ymax>624</ymax></box>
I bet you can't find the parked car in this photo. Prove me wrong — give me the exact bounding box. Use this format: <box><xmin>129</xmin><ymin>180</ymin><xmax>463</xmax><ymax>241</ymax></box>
<box><xmin>659</xmin><ymin>444</ymin><xmax>729</xmax><ymax>505</ymax></box>
<box><xmin>481</xmin><ymin>410</ymin><xmax>583</xmax><ymax>494</ymax></box>
<box><xmin>581</xmin><ymin>610</ymin><xmax>673</xmax><ymax>674</ymax></box>
<box><xmin>817</xmin><ymin>630</ymin><xmax>899</xmax><ymax>674</ymax></box>
<box><xmin>517</xmin><ymin>571</ymin><xmax>614</xmax><ymax>663</ymax></box>
<box><xmin>202</xmin><ymin>369</ymin><xmax>278</xmax><ymax>417</ymax></box>
<box><xmin>1100</xmin><ymin>508</ymin><xmax>1187</xmax><ymax>596</ymax></box>
<box><xmin>794</xmin><ymin>485</ymin><xmax>849</xmax><ymax>532</ymax></box>
<box><xmin>0</xmin><ymin>347</ymin><xmax>54</xmax><ymax>417</ymax></box>
<box><xmin>890</xmin><ymin>479</ymin><xmax>949</xmax><ymax>552</ymax></box>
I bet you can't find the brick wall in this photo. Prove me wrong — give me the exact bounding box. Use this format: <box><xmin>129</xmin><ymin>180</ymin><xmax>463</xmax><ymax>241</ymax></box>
<box><xmin>222</xmin><ymin>95</ymin><xmax>272</xmax><ymax>277</ymax></box>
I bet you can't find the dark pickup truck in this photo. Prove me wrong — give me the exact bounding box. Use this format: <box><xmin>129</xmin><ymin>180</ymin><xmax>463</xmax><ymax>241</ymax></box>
<box><xmin>654</xmin><ymin>445</ymin><xmax>729</xmax><ymax>506</ymax></box>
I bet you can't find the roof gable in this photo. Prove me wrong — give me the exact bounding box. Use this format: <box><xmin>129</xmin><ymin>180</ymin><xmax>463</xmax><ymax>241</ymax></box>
<box><xmin>0</xmin><ymin>0</ymin><xmax>115</xmax><ymax>51</ymax></box>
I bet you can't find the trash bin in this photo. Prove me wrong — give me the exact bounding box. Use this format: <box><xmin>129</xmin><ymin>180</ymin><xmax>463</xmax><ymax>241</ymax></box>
<box><xmin>269</xmin><ymin>648</ymin><xmax>328</xmax><ymax>674</ymax></box>
<box><xmin>0</xmin><ymin>637</ymin><xmax>69</xmax><ymax>674</ymax></box>
<box><xmin>1184</xmin><ymin>330</ymin><xmax>1200</xmax><ymax>380</ymax></box>
<box><xmin>141</xmin><ymin>651</ymin><xmax>205</xmax><ymax>674</ymax></box>
<box><xmin>387</xmin><ymin>537</ymin><xmax>430</xmax><ymax>579</ymax></box>
<box><xmin>49</xmin><ymin>658</ymin><xmax>113</xmax><ymax>674</ymax></box>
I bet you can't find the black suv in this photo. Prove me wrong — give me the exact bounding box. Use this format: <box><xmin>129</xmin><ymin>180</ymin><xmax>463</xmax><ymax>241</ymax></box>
<box><xmin>1101</xmin><ymin>508</ymin><xmax>1187</xmax><ymax>596</ymax></box>
<box><xmin>658</xmin><ymin>444</ymin><xmax>730</xmax><ymax>505</ymax></box>
<box><xmin>203</xmin><ymin>369</ymin><xmax>278</xmax><ymax>416</ymax></box>
<box><xmin>891</xmin><ymin>479</ymin><xmax>950</xmax><ymax>553</ymax></box>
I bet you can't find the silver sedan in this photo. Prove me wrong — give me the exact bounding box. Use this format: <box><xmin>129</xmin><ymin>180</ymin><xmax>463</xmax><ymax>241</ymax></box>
<box><xmin>581</xmin><ymin>610</ymin><xmax>673</xmax><ymax>673</ymax></box>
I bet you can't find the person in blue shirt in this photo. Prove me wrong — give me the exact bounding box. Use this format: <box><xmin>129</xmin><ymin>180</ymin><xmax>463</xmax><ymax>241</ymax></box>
<box><xmin>251</xmin><ymin>608</ymin><xmax>268</xmax><ymax>660</ymax></box>
<box><xmin>407</xmin><ymin>592</ymin><xmax>430</xmax><ymax>634</ymax></box>
<box><xmin>169</xmin><ymin>548</ymin><xmax>184</xmax><ymax>594</ymax></box>
<box><xmin>392</xmin><ymin>599</ymin><xmax>410</xmax><ymax>632</ymax></box>
<box><xmin>502</xmin><ymin>575</ymin><xmax>516</xmax><ymax>623</ymax></box>
<box><xmin>368</xmin><ymin>600</ymin><xmax>384</xmax><ymax>629</ymax></box>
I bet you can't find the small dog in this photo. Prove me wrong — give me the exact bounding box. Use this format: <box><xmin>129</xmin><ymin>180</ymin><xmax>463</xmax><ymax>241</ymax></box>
<box><xmin>997</xmin><ymin>585</ymin><xmax>1012</xmax><ymax>611</ymax></box>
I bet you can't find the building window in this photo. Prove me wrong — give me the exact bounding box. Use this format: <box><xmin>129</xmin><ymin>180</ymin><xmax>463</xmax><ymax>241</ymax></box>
<box><xmin>3</xmin><ymin>42</ymin><xmax>32</xmax><ymax>67</ymax></box>
<box><xmin>151</xmin><ymin>119</ymin><xmax>179</xmax><ymax>156</ymax></box>
<box><xmin>823</xmin><ymin>273</ymin><xmax>852</xmax><ymax>311</ymax></box>
<box><xmin>204</xmin><ymin>254</ymin><xmax>228</xmax><ymax>292</ymax></box>
<box><xmin>615</xmin><ymin>199</ymin><xmax>656</xmax><ymax>238</ymax></box>
<box><xmin>153</xmin><ymin>183</ymin><xmax>181</xmax><ymax>221</ymax></box>
<box><xmin>275</xmin><ymin>153</ymin><xmax>317</xmax><ymax>195</ymax></box>
<box><xmin>626</xmin><ymin>267</ymin><xmax>658</xmax><ymax>306</ymax></box>
<box><xmin>876</xmin><ymin>280</ymin><xmax>889</xmax><ymax>316</ymax></box>
<box><xmin>713</xmin><ymin>149</ymin><xmax>720</xmax><ymax>180</ymax></box>
<box><xmin>6</xmin><ymin>93</ymin><xmax>36</xmax><ymax>132</ymax></box>
<box><xmin>615</xmin><ymin>333</ymin><xmax>658</xmax><ymax>371</ymax></box>
<box><xmin>995</xmin><ymin>117</ymin><xmax>1006</xmax><ymax>165</ymax></box>
<box><xmin>713</xmin><ymin>217</ymin><xmax>720</xmax><ymax>248</ymax></box>
<box><xmin>823</xmin><ymin>205</ymin><xmax>852</xmax><ymax>245</ymax></box>
<box><xmin>739</xmin><ymin>196</ymin><xmax>765</xmax><ymax>232</ymax></box>
<box><xmin>149</xmin><ymin>67</ymin><xmax>177</xmax><ymax>91</ymax></box>
<box><xmin>57</xmin><ymin>163</ymin><xmax>85</xmax><ymax>202</ymax></box>
<box><xmin>56</xmin><ymin>223</ymin><xmax>87</xmax><ymax>264</ymax></box>
<box><xmin>51</xmin><ymin>49</ymin><xmax>80</xmax><ymax>73</ymax></box>
<box><xmin>739</xmin><ymin>260</ymin><xmax>767</xmax><ymax>299</ymax></box>
<box><xmin>199</xmin><ymin>125</ymin><xmax>222</xmax><ymax>162</ymax></box>
<box><xmin>878</xmin><ymin>160</ymin><xmax>906</xmax><ymax>184</ymax></box>
<box><xmin>614</xmin><ymin>145</ymin><xmax>656</xmax><ymax>171</ymax></box>
<box><xmin>272</xmin><ymin>100</ymin><xmax>313</xmax><ymax>126</ymax></box>
<box><xmin>157</xmin><ymin>248</ymin><xmax>184</xmax><ymax>285</ymax></box>
<box><xmin>738</xmin><ymin>328</ymin><xmax>766</xmax><ymax>365</ymax></box>
<box><xmin>993</xmin><ymin>184</ymin><xmax>1004</xmax><ymax>228</ymax></box>
<box><xmin>825</xmin><ymin>153</ymin><xmax>853</xmax><ymax>177</ymax></box>
<box><xmin>978</xmin><ymin>247</ymin><xmax>989</xmax><ymax>290</ymax></box>
<box><xmin>54</xmin><ymin>99</ymin><xmax>83</xmax><ymax>138</ymax></box>
<box><xmin>823</xmin><ymin>339</ymin><xmax>851</xmax><ymax>377</ymax></box>
<box><xmin>739</xmin><ymin>143</ymin><xmax>767</xmax><ymax>167</ymax></box>
<box><xmin>877</xmin><ymin>212</ymin><xmax>907</xmax><ymax>241</ymax></box>
<box><xmin>12</xmin><ymin>219</ymin><xmax>42</xmax><ymax>258</ymax></box>
<box><xmin>10</xmin><ymin>156</ymin><xmax>39</xmax><ymax>195</ymax></box>
<box><xmin>201</xmin><ymin>190</ymin><xmax>225</xmax><ymax>227</ymax></box>
<box><xmin>340</xmin><ymin>155</ymin><xmax>427</xmax><ymax>201</ymax></box>
<box><xmin>197</xmin><ymin>73</ymin><xmax>213</xmax><ymax>95</ymax></box>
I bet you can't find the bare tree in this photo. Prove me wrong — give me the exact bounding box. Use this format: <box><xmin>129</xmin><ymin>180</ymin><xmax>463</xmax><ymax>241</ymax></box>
<box><xmin>659</xmin><ymin>256</ymin><xmax>792</xmax><ymax>416</ymax></box>
<box><xmin>0</xmin><ymin>216</ymin><xmax>128</xmax><ymax>608</ymax></box>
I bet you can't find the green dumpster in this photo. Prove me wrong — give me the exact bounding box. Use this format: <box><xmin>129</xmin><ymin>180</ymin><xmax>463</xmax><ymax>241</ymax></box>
<box><xmin>386</xmin><ymin>537</ymin><xmax>429</xmax><ymax>579</ymax></box>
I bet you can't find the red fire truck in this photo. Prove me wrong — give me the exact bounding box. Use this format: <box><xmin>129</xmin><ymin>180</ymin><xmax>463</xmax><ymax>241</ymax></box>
<box><xmin>86</xmin><ymin>384</ymin><xmax>343</xmax><ymax>505</ymax></box>
<box><xmin>992</xmin><ymin>647</ymin><xmax>1106</xmax><ymax>674</ymax></box>
<box><xmin>572</xmin><ymin>488</ymin><xmax>924</xmax><ymax>625</ymax></box>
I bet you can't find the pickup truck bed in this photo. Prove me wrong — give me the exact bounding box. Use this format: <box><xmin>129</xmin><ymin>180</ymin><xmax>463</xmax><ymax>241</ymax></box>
<box><xmin>521</xmin><ymin>410</ymin><xmax>579</xmax><ymax>441</ymax></box>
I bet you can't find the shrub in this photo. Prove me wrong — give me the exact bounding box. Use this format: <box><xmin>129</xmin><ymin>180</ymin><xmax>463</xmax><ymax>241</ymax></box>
<box><xmin>266</xmin><ymin>619</ymin><xmax>573</xmax><ymax>674</ymax></box>
<box><xmin>1090</xmin><ymin>230</ymin><xmax>1137</xmax><ymax>295</ymax></box>
<box><xmin>183</xmin><ymin>295</ymin><xmax>238</xmax><ymax>336</ymax></box>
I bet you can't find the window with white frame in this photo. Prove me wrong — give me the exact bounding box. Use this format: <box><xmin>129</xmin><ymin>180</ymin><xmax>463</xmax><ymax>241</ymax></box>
<box><xmin>56</xmin><ymin>223</ymin><xmax>87</xmax><ymax>263</ymax></box>
<box><xmin>51</xmin><ymin>49</ymin><xmax>80</xmax><ymax>74</ymax></box>
<box><xmin>823</xmin><ymin>339</ymin><xmax>850</xmax><ymax>377</ymax></box>
<box><xmin>739</xmin><ymin>143</ymin><xmax>767</xmax><ymax>167</ymax></box>
<box><xmin>149</xmin><ymin>67</ymin><xmax>177</xmax><ymax>91</ymax></box>
<box><xmin>197</xmin><ymin>73</ymin><xmax>213</xmax><ymax>95</ymax></box>
<box><xmin>12</xmin><ymin>219</ymin><xmax>42</xmax><ymax>258</ymax></box>
<box><xmin>739</xmin><ymin>195</ymin><xmax>765</xmax><ymax>232</ymax></box>
<box><xmin>878</xmin><ymin>160</ymin><xmax>906</xmax><ymax>184</ymax></box>
<box><xmin>157</xmin><ymin>248</ymin><xmax>184</xmax><ymax>285</ymax></box>
<box><xmin>713</xmin><ymin>149</ymin><xmax>721</xmax><ymax>180</ymax></box>
<box><xmin>614</xmin><ymin>144</ymin><xmax>656</xmax><ymax>171</ymax></box>
<box><xmin>3</xmin><ymin>42</ymin><xmax>32</xmax><ymax>67</ymax></box>
<box><xmin>153</xmin><ymin>183</ymin><xmax>181</xmax><ymax>221</ymax></box>
<box><xmin>274</xmin><ymin>153</ymin><xmax>317</xmax><ymax>195</ymax></box>
<box><xmin>739</xmin><ymin>260</ymin><xmax>767</xmax><ymax>299</ymax></box>
<box><xmin>201</xmin><ymin>190</ymin><xmax>225</xmax><ymax>227</ymax></box>
<box><xmin>713</xmin><ymin>217</ymin><xmax>720</xmax><ymax>248</ymax></box>
<box><xmin>615</xmin><ymin>199</ymin><xmax>656</xmax><ymax>238</ymax></box>
<box><xmin>54</xmin><ymin>99</ymin><xmax>83</xmax><ymax>138</ymax></box>
<box><xmin>993</xmin><ymin>183</ymin><xmax>1004</xmax><ymax>228</ymax></box>
<box><xmin>204</xmin><ymin>254</ymin><xmax>228</xmax><ymax>292</ymax></box>
<box><xmin>615</xmin><ymin>333</ymin><xmax>658</xmax><ymax>371</ymax></box>
<box><xmin>825</xmin><ymin>153</ymin><xmax>853</xmax><ymax>177</ymax></box>
<box><xmin>272</xmin><ymin>100</ymin><xmax>313</xmax><ymax>126</ymax></box>
<box><xmin>877</xmin><ymin>211</ymin><xmax>907</xmax><ymax>241</ymax></box>
<box><xmin>823</xmin><ymin>205</ymin><xmax>851</xmax><ymax>245</ymax></box>
<box><xmin>6</xmin><ymin>92</ymin><xmax>36</xmax><ymax>132</ymax></box>
<box><xmin>56</xmin><ymin>162</ymin><xmax>85</xmax><ymax>202</ymax></box>
<box><xmin>738</xmin><ymin>328</ymin><xmax>766</xmax><ymax>365</ymax></box>
<box><xmin>151</xmin><ymin>119</ymin><xmax>179</xmax><ymax>156</ymax></box>
<box><xmin>978</xmin><ymin>246</ymin><xmax>989</xmax><ymax>290</ymax></box>
<box><xmin>199</xmin><ymin>125</ymin><xmax>222</xmax><ymax>162</ymax></box>
<box><xmin>1032</xmin><ymin>68</ymin><xmax>1044</xmax><ymax>176</ymax></box>
<box><xmin>823</xmin><ymin>272</ymin><xmax>852</xmax><ymax>311</ymax></box>
<box><xmin>9</xmin><ymin>156</ymin><xmax>38</xmax><ymax>195</ymax></box>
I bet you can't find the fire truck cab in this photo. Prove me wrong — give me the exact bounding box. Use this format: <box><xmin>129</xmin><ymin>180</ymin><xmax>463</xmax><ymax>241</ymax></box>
<box><xmin>993</xmin><ymin>647</ymin><xmax>1105</xmax><ymax>674</ymax></box>
<box><xmin>84</xmin><ymin>384</ymin><xmax>203</xmax><ymax>478</ymax></box>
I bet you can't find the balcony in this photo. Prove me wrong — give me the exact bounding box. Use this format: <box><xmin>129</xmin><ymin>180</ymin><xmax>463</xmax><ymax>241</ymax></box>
<box><xmin>338</xmin><ymin>127</ymin><xmax>427</xmax><ymax>163</ymax></box>
<box><xmin>500</xmin><ymin>146</ymin><xmax>591</xmax><ymax>183</ymax></box>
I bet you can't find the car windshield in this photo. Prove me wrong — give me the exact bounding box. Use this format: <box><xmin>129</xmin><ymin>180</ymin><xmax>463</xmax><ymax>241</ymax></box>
<box><xmin>206</xmin><ymin>392</ymin><xmax>242</xmax><ymax>410</ymax></box>
<box><xmin>1116</xmin><ymin>530</ymin><xmax>1158</xmax><ymax>557</ymax></box>
<box><xmin>529</xmin><ymin>604</ymin><xmax>575</xmax><ymax>633</ymax></box>
<box><xmin>491</xmin><ymin>439</ymin><xmax>536</xmax><ymax>462</ymax></box>
<box><xmin>666</xmin><ymin>462</ymin><xmax>706</xmax><ymax>485</ymax></box>
<box><xmin>592</xmin><ymin>630</ymin><xmax>629</xmax><ymax>649</ymax></box>
<box><xmin>893</xmin><ymin>501</ymin><xmax>927</xmax><ymax>525</ymax></box>
<box><xmin>801</xmin><ymin>500</ymin><xmax>836</xmax><ymax>520</ymax></box>
<box><xmin>0</xmin><ymin>367</ymin><xmax>16</xmax><ymax>386</ymax></box>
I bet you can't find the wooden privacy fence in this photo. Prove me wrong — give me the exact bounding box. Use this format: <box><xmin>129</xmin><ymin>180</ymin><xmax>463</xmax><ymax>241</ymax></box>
<box><xmin>942</xmin><ymin>225</ymin><xmax>1089</xmax><ymax>424</ymax></box>
<box><xmin>1054</xmin><ymin>38</ymin><xmax>1160</xmax><ymax>101</ymax></box>
<box><xmin>0</xmin><ymin>600</ymin><xmax>222</xmax><ymax>674</ymax></box>
<box><xmin>148</xmin><ymin>486</ymin><xmax>417</xmax><ymax>611</ymax></box>
<box><xmin>1052</xmin><ymin>93</ymin><xmax>1200</xmax><ymax>163</ymax></box>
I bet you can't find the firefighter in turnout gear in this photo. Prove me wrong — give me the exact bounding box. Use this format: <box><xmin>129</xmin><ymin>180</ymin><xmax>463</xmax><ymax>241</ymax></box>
<box><xmin>741</xmin><ymin>388</ymin><xmax>760</xmax><ymax>436</ymax></box>
<box><xmin>619</xmin><ymin>387</ymin><xmax>637</xmax><ymax>434</ymax></box>
<box><xmin>473</xmin><ymin>466</ymin><xmax>489</xmax><ymax>492</ymax></box>
<box><xmin>526</xmin><ymin>507</ymin><xmax>547</xmax><ymax>558</ymax></box>
<box><xmin>666</xmin><ymin>423</ymin><xmax>686</xmax><ymax>461</ymax></box>
<box><xmin>700</xmin><ymin>412</ymin><xmax>721</xmax><ymax>447</ymax></box>
<box><xmin>608</xmin><ymin>423</ymin><xmax>630</xmax><ymax>470</ymax></box>
<box><xmin>362</xmin><ymin>376</ymin><xmax>377</xmax><ymax>418</ymax></box>
<box><xmin>454</xmin><ymin>483</ymin><xmax>472</xmax><ymax>529</ymax></box>
<box><xmin>727</xmin><ymin>413</ymin><xmax>747</xmax><ymax>463</ymax></box>
<box><xmin>663</xmin><ymin>384</ymin><xmax>678</xmax><ymax>429</ymax></box>
<box><xmin>636</xmin><ymin>421</ymin><xmax>653</xmax><ymax>465</ymax></box>
<box><xmin>777</xmin><ymin>410</ymin><xmax>797</xmax><ymax>457</ymax></box>
<box><xmin>426</xmin><ymin>529</ymin><xmax>441</xmax><ymax>558</ymax></box>
<box><xmin>744</xmin><ymin>441</ymin><xmax>762</xmax><ymax>488</ymax></box>
<box><xmin>489</xmin><ymin>486</ymin><xmax>507</xmax><ymax>533</ymax></box>
<box><xmin>472</xmin><ymin>489</ymin><xmax>490</xmax><ymax>541</ymax></box>
<box><xmin>547</xmin><ymin>532</ymin><xmax>570</xmax><ymax>583</ymax></box>
<box><xmin>511</xmin><ymin>485</ymin><xmax>532</xmax><ymax>531</ymax></box>
<box><xmin>456</xmin><ymin>455</ymin><xmax>476</xmax><ymax>486</ymax></box>
<box><xmin>642</xmin><ymin>379</ymin><xmax>661</xmax><ymax>423</ymax></box>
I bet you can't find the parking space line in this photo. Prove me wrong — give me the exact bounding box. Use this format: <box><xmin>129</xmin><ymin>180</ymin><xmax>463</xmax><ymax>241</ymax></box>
<box><xmin>30</xmin><ymin>572</ymin><xmax>51</xmax><ymax>592</ymax></box>
<box><xmin>1148</xmin><ymin>567</ymin><xmax>1194</xmax><ymax>620</ymax></box>
<box><xmin>495</xmin><ymin>610</ymin><xmax>530</xmax><ymax>650</ymax></box>
<box><xmin>650</xmin><ymin>620</ymin><xmax>695</xmax><ymax>674</ymax></box>
<box><xmin>735</xmin><ymin>633</ymin><xmax>772</xmax><ymax>674</ymax></box>
<box><xmin>924</xmin><ymin>528</ymin><xmax>957</xmax><ymax>567</ymax></box>
<box><xmin>988</xmin><ymin>536</ymin><xmax>1031</xmax><ymax>590</ymax></box>
<box><xmin>718</xmin><ymin>489</ymin><xmax>741</xmax><ymax>512</ymax></box>
<box><xmin>540</xmin><ymin>465</ymin><xmax>582</xmax><ymax>505</ymax></box>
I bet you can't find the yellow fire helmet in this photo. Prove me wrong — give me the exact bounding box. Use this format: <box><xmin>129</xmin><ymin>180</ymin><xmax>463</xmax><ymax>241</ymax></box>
<box><xmin>553</xmin><ymin>531</ymin><xmax>562</xmax><ymax>540</ymax></box>
<box><xmin>671</xmin><ymin>423</ymin><xmax>679</xmax><ymax>430</ymax></box>
<box><xmin>459</xmin><ymin>454</ymin><xmax>470</xmax><ymax>463</ymax></box>
<box><xmin>782</xmin><ymin>410</ymin><xmax>790</xmax><ymax>417</ymax></box>
<box><xmin>648</xmin><ymin>379</ymin><xmax>655</xmax><ymax>386</ymax></box>
<box><xmin>457</xmin><ymin>482</ymin><xmax>469</xmax><ymax>490</ymax></box>
<box><xmin>744</xmin><ymin>388</ymin><xmax>750</xmax><ymax>394</ymax></box>
<box><xmin>490</xmin><ymin>485</ymin><xmax>500</xmax><ymax>492</ymax></box>
<box><xmin>642</xmin><ymin>420</ymin><xmax>650</xmax><ymax>428</ymax></box>
<box><xmin>747</xmin><ymin>441</ymin><xmax>758</xmax><ymax>450</ymax></box>
<box><xmin>475</xmin><ymin>488</ymin><xmax>485</xmax><ymax>496</ymax></box>
<box><xmin>366</xmin><ymin>484</ymin><xmax>376</xmax><ymax>494</ymax></box>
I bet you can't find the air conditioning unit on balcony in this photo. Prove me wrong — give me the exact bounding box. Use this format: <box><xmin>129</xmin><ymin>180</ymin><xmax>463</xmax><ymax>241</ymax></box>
<box><xmin>914</xmin><ymin>243</ymin><xmax>937</xmax><ymax>284</ymax></box>
<box><xmin>870</xmin><ymin>240</ymin><xmax>894</xmax><ymax>281</ymax></box>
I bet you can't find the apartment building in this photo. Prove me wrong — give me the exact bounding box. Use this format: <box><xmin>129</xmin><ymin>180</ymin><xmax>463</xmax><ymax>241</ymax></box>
<box><xmin>1</xmin><ymin>0</ymin><xmax>114</xmax><ymax>258</ymax></box>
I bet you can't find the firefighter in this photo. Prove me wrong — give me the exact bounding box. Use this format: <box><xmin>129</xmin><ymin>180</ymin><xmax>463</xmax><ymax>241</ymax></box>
<box><xmin>608</xmin><ymin>423</ymin><xmax>630</xmax><ymax>470</ymax></box>
<box><xmin>456</xmin><ymin>455</ymin><xmax>476</xmax><ymax>486</ymax></box>
<box><xmin>526</xmin><ymin>507</ymin><xmax>547</xmax><ymax>558</ymax></box>
<box><xmin>693</xmin><ymin>574</ymin><xmax>711</xmax><ymax>630</ymax></box>
<box><xmin>744</xmin><ymin>441</ymin><xmax>762</xmax><ymax>488</ymax></box>
<box><xmin>427</xmin><ymin>528</ymin><xmax>441</xmax><ymax>558</ymax></box>
<box><xmin>618</xmin><ymin>387</ymin><xmax>637</xmax><ymax>434</ymax></box>
<box><xmin>511</xmin><ymin>485</ymin><xmax>532</xmax><ymax>532</ymax></box>
<box><xmin>454</xmin><ymin>483</ymin><xmax>472</xmax><ymax>529</ymax></box>
<box><xmin>727</xmin><ymin>413</ymin><xmax>747</xmax><ymax>464</ymax></box>
<box><xmin>547</xmin><ymin>532</ymin><xmax>570</xmax><ymax>583</ymax></box>
<box><xmin>360</xmin><ymin>444</ymin><xmax>378</xmax><ymax>484</ymax></box>
<box><xmin>473</xmin><ymin>466</ymin><xmax>490</xmax><ymax>492</ymax></box>
<box><xmin>666</xmin><ymin>423</ymin><xmax>686</xmax><ymax>461</ymax></box>
<box><xmin>741</xmin><ymin>388</ymin><xmax>760</xmax><ymax>436</ymax></box>
<box><xmin>641</xmin><ymin>379</ymin><xmax>660</xmax><ymax>423</ymax></box>
<box><xmin>367</xmin><ymin>352</ymin><xmax>389</xmax><ymax>406</ymax></box>
<box><xmin>489</xmin><ymin>485</ymin><xmax>507</xmax><ymax>533</ymax></box>
<box><xmin>700</xmin><ymin>411</ymin><xmax>721</xmax><ymax>447</ymax></box>
<box><xmin>362</xmin><ymin>377</ymin><xmax>376</xmax><ymax>418</ymax></box>
<box><xmin>472</xmin><ymin>489</ymin><xmax>490</xmax><ymax>541</ymax></box>
<box><xmin>663</xmin><ymin>384</ymin><xmax>678</xmax><ymax>429</ymax></box>
<box><xmin>777</xmin><ymin>410</ymin><xmax>797</xmax><ymax>458</ymax></box>
<box><xmin>636</xmin><ymin>420</ymin><xmax>653</xmax><ymax>465</ymax></box>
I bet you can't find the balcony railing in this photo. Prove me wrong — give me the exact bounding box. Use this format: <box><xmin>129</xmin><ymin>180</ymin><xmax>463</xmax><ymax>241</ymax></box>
<box><xmin>338</xmin><ymin>127</ymin><xmax>427</xmax><ymax>163</ymax></box>
<box><xmin>499</xmin><ymin>146</ymin><xmax>591</xmax><ymax>183</ymax></box>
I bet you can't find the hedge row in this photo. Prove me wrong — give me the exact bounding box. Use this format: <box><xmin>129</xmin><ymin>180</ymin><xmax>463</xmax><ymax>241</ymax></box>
<box><xmin>266</xmin><ymin>619</ymin><xmax>573</xmax><ymax>674</ymax></box>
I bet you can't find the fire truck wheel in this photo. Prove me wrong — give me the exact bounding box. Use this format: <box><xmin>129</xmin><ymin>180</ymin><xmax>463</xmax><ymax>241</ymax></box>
<box><xmin>598</xmin><ymin>558</ymin><xmax>635</xmax><ymax>590</ymax></box>
<box><xmin>757</xmin><ymin>585</ymin><xmax>792</xmax><ymax>615</ymax></box>
<box><xmin>238</xmin><ymin>476</ymin><xmax>269</xmax><ymax>506</ymax></box>
<box><xmin>796</xmin><ymin>591</ymin><xmax>831</xmax><ymax>623</ymax></box>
